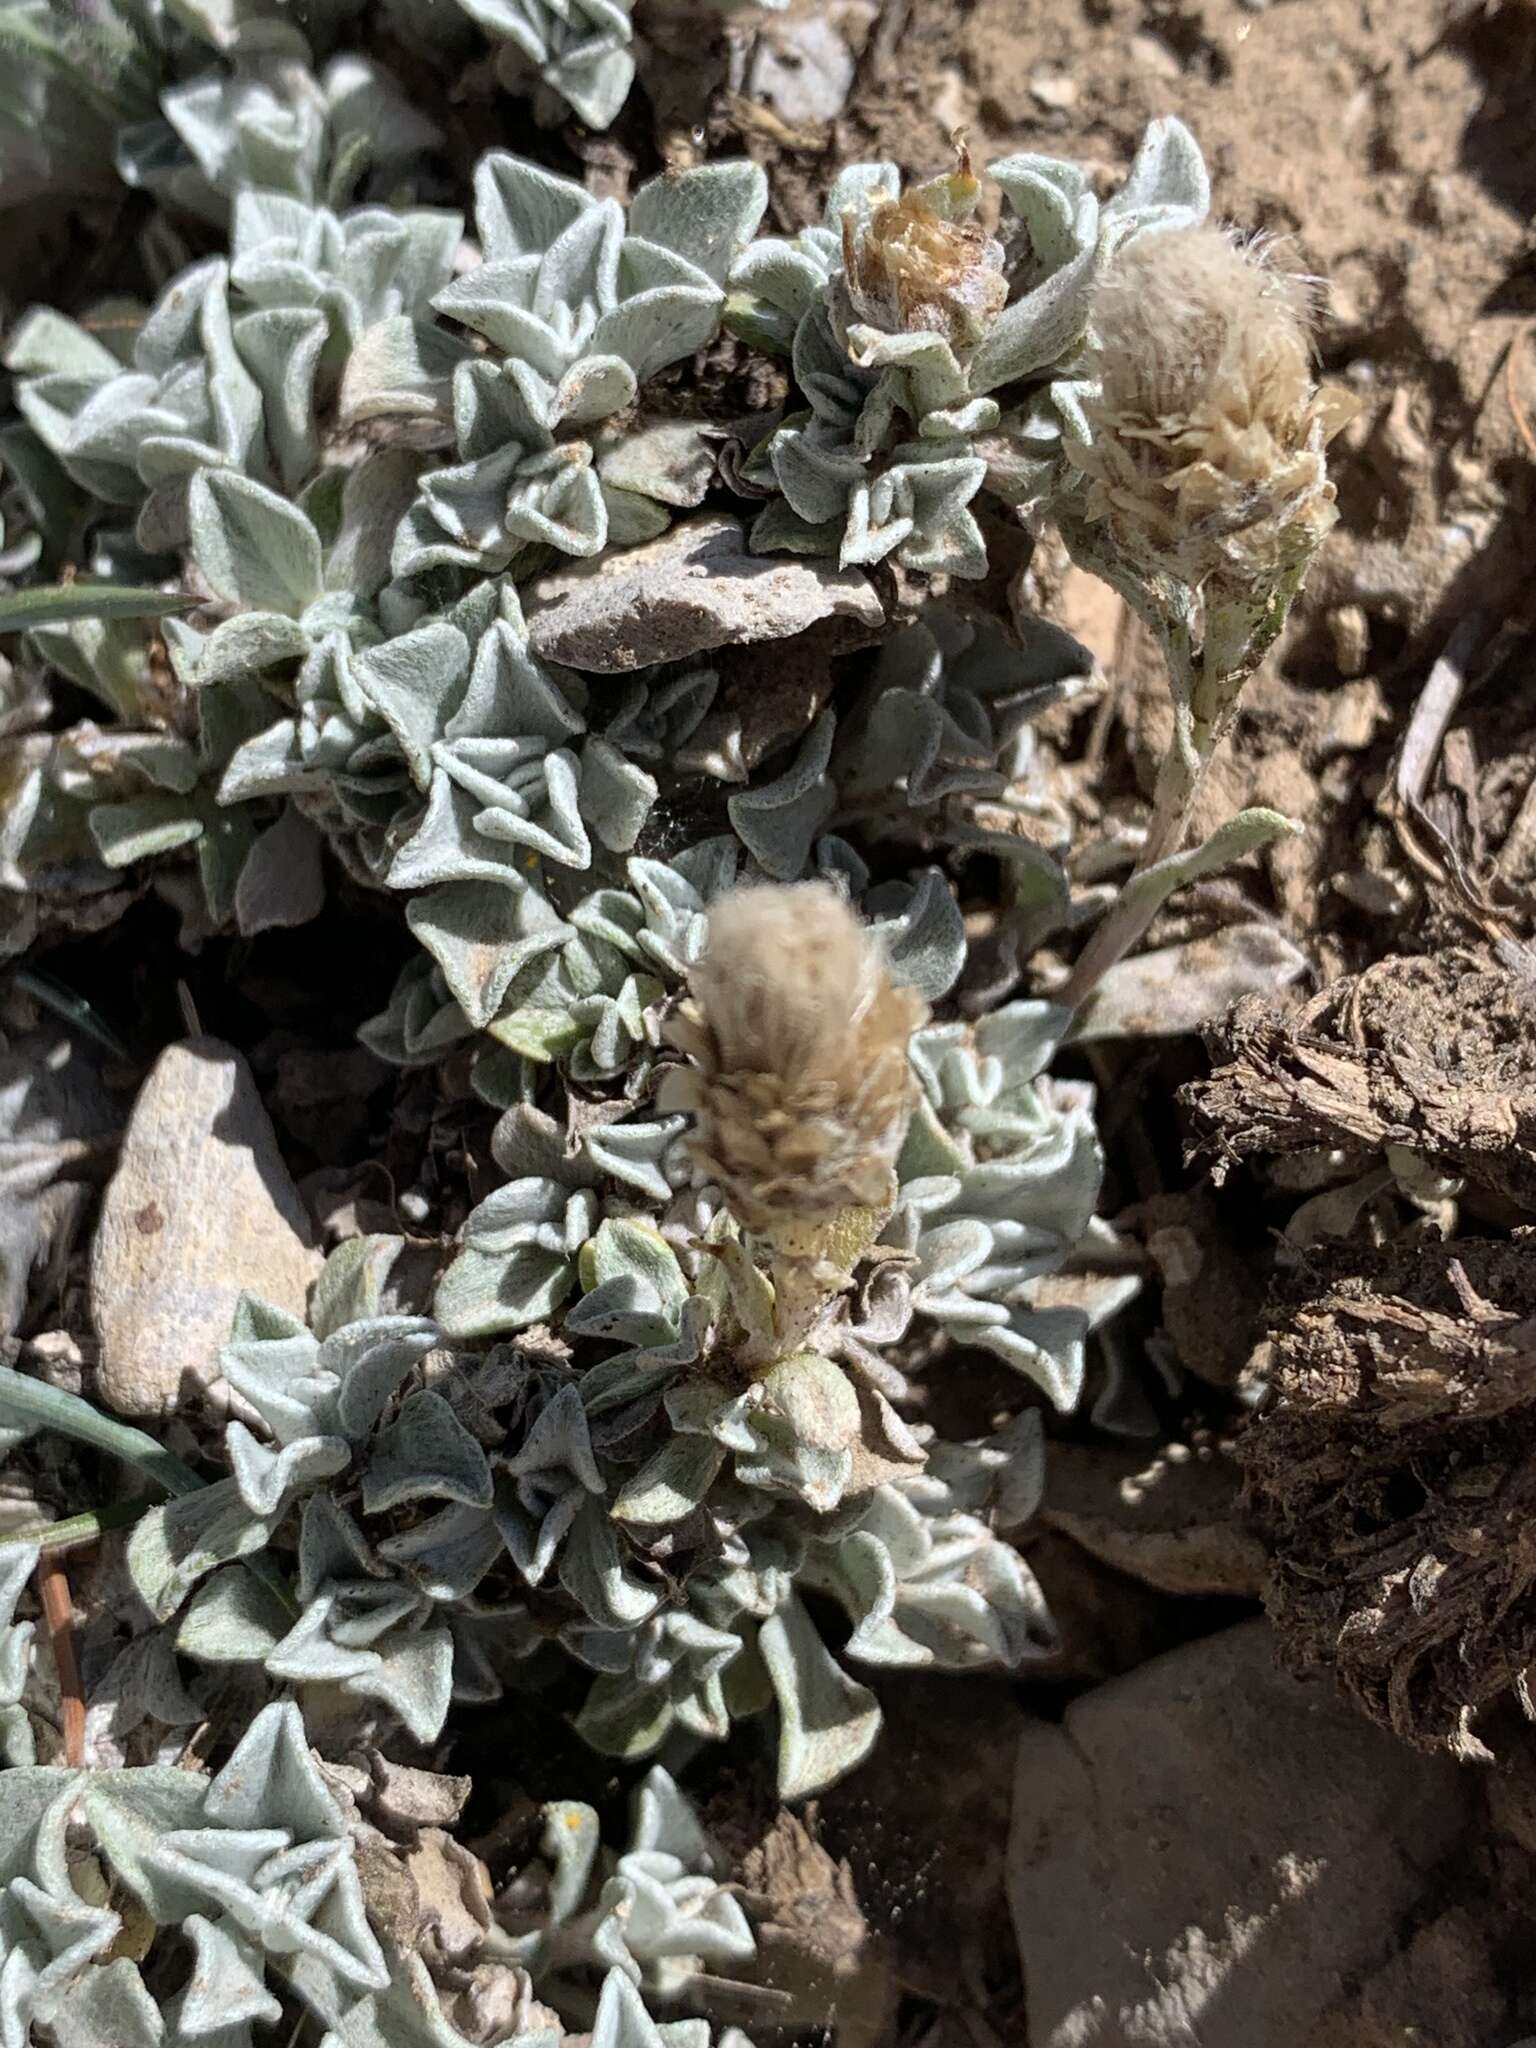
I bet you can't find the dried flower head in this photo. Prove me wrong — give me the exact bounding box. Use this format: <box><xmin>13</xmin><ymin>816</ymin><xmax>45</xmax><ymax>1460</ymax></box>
<box><xmin>836</xmin><ymin>150</ymin><xmax>1008</xmax><ymax>350</ymax></box>
<box><xmin>1070</xmin><ymin>225</ymin><xmax>1356</xmax><ymax>593</ymax></box>
<box><xmin>659</xmin><ymin>883</ymin><xmax>925</xmax><ymax>1243</ymax></box>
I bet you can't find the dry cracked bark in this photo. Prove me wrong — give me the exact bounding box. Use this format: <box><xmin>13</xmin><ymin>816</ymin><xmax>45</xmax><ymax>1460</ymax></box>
<box><xmin>1183</xmin><ymin>947</ymin><xmax>1536</xmax><ymax>1212</ymax></box>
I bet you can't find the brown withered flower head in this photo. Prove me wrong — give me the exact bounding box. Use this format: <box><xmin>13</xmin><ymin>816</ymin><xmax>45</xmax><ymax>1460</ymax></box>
<box><xmin>835</xmin><ymin>148</ymin><xmax>1008</xmax><ymax>352</ymax></box>
<box><xmin>659</xmin><ymin>883</ymin><xmax>925</xmax><ymax>1245</ymax></box>
<box><xmin>1070</xmin><ymin>225</ymin><xmax>1356</xmax><ymax>595</ymax></box>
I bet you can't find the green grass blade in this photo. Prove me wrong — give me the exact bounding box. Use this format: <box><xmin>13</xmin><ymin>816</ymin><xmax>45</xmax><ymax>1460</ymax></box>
<box><xmin>0</xmin><ymin>1500</ymin><xmax>154</xmax><ymax>1554</ymax></box>
<box><xmin>0</xmin><ymin>1368</ymin><xmax>300</xmax><ymax>1617</ymax></box>
<box><xmin>0</xmin><ymin>1368</ymin><xmax>203</xmax><ymax>1495</ymax></box>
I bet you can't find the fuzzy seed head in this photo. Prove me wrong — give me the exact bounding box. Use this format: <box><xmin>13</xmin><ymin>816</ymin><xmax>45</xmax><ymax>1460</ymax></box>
<box><xmin>837</xmin><ymin>155</ymin><xmax>1009</xmax><ymax>351</ymax></box>
<box><xmin>1071</xmin><ymin>226</ymin><xmax>1356</xmax><ymax>592</ymax></box>
<box><xmin>659</xmin><ymin>883</ymin><xmax>925</xmax><ymax>1242</ymax></box>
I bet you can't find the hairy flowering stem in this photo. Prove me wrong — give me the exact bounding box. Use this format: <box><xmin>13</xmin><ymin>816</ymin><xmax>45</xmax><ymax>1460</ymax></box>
<box><xmin>1062</xmin><ymin>594</ymin><xmax>1270</xmax><ymax>1007</ymax></box>
<box><xmin>660</xmin><ymin>882</ymin><xmax>924</xmax><ymax>1362</ymax></box>
<box><xmin>1059</xmin><ymin>226</ymin><xmax>1353</xmax><ymax>1012</ymax></box>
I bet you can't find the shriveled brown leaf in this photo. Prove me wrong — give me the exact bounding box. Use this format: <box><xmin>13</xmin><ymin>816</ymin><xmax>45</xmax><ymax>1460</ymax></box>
<box><xmin>736</xmin><ymin>1808</ymin><xmax>893</xmax><ymax>2046</ymax></box>
<box><xmin>368</xmin><ymin>1758</ymin><xmax>474</xmax><ymax>1836</ymax></box>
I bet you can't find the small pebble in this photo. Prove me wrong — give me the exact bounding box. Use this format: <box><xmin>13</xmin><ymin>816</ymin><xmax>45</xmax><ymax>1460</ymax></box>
<box><xmin>1332</xmin><ymin>868</ymin><xmax>1416</xmax><ymax>917</ymax></box>
<box><xmin>1029</xmin><ymin>67</ymin><xmax>1079</xmax><ymax>110</ymax></box>
<box><xmin>526</xmin><ymin>513</ymin><xmax>883</xmax><ymax>673</ymax></box>
<box><xmin>1128</xmin><ymin>31</ymin><xmax>1183</xmax><ymax>79</ymax></box>
<box><xmin>1328</xmin><ymin>603</ymin><xmax>1371</xmax><ymax>678</ymax></box>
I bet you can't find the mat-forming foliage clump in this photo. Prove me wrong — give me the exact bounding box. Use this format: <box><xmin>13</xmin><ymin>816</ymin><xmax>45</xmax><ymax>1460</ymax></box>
<box><xmin>0</xmin><ymin>3</ymin><xmax>1347</xmax><ymax>2035</ymax></box>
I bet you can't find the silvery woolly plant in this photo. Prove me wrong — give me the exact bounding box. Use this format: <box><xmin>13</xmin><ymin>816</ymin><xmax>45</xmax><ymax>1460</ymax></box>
<box><xmin>0</xmin><ymin>78</ymin><xmax>1352</xmax><ymax>1988</ymax></box>
<box><xmin>0</xmin><ymin>1542</ymin><xmax>36</xmax><ymax>1766</ymax></box>
<box><xmin>387</xmin><ymin>150</ymin><xmax>768</xmax><ymax>573</ymax></box>
<box><xmin>0</xmin><ymin>0</ymin><xmax>443</xmax><ymax>218</ymax></box>
<box><xmin>118</xmin><ymin>48</ymin><xmax>444</xmax><ymax>221</ymax></box>
<box><xmin>0</xmin><ymin>143</ymin><xmax>770</xmax><ymax>948</ymax></box>
<box><xmin>0</xmin><ymin>0</ymin><xmax>159</xmax><ymax>207</ymax></box>
<box><xmin>428</xmin><ymin>882</ymin><xmax>1073</xmax><ymax>1796</ymax></box>
<box><xmin>0</xmin><ymin>1662</ymin><xmax>758</xmax><ymax>2048</ymax></box>
<box><xmin>447</xmin><ymin>0</ymin><xmax>640</xmax><ymax>130</ymax></box>
<box><xmin>725</xmin><ymin>120</ymin><xmax>1212</xmax><ymax>578</ymax></box>
<box><xmin>114</xmin><ymin>891</ymin><xmax>1069</xmax><ymax>1795</ymax></box>
<box><xmin>0</xmin><ymin>1695</ymin><xmax>399</xmax><ymax>2048</ymax></box>
<box><xmin>0</xmin><ymin>0</ymin><xmax>649</xmax><ymax>236</ymax></box>
<box><xmin>10</xmin><ymin>145</ymin><xmax>765</xmax><ymax>566</ymax></box>
<box><xmin>727</xmin><ymin>120</ymin><xmax>1349</xmax><ymax>1014</ymax></box>
<box><xmin>346</xmin><ymin>599</ymin><xmax>1088</xmax><ymax>1084</ymax></box>
<box><xmin>441</xmin><ymin>0</ymin><xmax>790</xmax><ymax>133</ymax></box>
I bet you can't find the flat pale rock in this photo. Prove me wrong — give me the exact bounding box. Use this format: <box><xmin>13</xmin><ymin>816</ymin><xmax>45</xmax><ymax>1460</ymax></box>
<box><xmin>1072</xmin><ymin>924</ymin><xmax>1310</xmax><ymax>1046</ymax></box>
<box><xmin>1008</xmin><ymin>1620</ymin><xmax>1473</xmax><ymax>2048</ymax></box>
<box><xmin>524</xmin><ymin>513</ymin><xmax>883</xmax><ymax>673</ymax></box>
<box><xmin>91</xmin><ymin>1036</ymin><xmax>322</xmax><ymax>1418</ymax></box>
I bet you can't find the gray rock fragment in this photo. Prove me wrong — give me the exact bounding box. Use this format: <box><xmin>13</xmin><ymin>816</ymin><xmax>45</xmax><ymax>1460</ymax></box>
<box><xmin>91</xmin><ymin>1036</ymin><xmax>321</xmax><ymax>1418</ymax></box>
<box><xmin>1009</xmin><ymin>1620</ymin><xmax>1473</xmax><ymax>2048</ymax></box>
<box><xmin>1072</xmin><ymin>923</ymin><xmax>1310</xmax><ymax>1044</ymax></box>
<box><xmin>525</xmin><ymin>513</ymin><xmax>883</xmax><ymax>673</ymax></box>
